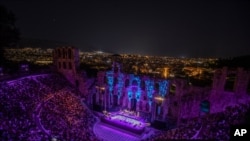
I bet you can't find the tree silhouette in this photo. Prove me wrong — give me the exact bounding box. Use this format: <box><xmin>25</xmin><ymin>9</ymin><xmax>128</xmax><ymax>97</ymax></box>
<box><xmin>0</xmin><ymin>5</ymin><xmax>20</xmax><ymax>65</ymax></box>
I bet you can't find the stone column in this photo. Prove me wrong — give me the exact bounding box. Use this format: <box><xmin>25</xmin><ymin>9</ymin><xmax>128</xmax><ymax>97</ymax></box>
<box><xmin>105</xmin><ymin>92</ymin><xmax>108</xmax><ymax>111</ymax></box>
<box><xmin>151</xmin><ymin>102</ymin><xmax>155</xmax><ymax>122</ymax></box>
<box><xmin>96</xmin><ymin>90</ymin><xmax>99</xmax><ymax>104</ymax></box>
<box><xmin>108</xmin><ymin>93</ymin><xmax>111</xmax><ymax>109</ymax></box>
<box><xmin>128</xmin><ymin>100</ymin><xmax>131</xmax><ymax>110</ymax></box>
<box><xmin>163</xmin><ymin>102</ymin><xmax>167</xmax><ymax>120</ymax></box>
<box><xmin>117</xmin><ymin>95</ymin><xmax>120</xmax><ymax>106</ymax></box>
<box><xmin>149</xmin><ymin>102</ymin><xmax>152</xmax><ymax>113</ymax></box>
<box><xmin>102</xmin><ymin>93</ymin><xmax>104</xmax><ymax>110</ymax></box>
<box><xmin>136</xmin><ymin>100</ymin><xmax>140</xmax><ymax>112</ymax></box>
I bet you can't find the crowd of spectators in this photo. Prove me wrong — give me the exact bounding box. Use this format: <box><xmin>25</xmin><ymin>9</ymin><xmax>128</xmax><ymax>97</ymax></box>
<box><xmin>197</xmin><ymin>103</ymin><xmax>250</xmax><ymax>140</ymax></box>
<box><xmin>144</xmin><ymin>103</ymin><xmax>250</xmax><ymax>141</ymax></box>
<box><xmin>40</xmin><ymin>90</ymin><xmax>98</xmax><ymax>140</ymax></box>
<box><xmin>0</xmin><ymin>73</ymin><xmax>99</xmax><ymax>140</ymax></box>
<box><xmin>143</xmin><ymin>117</ymin><xmax>201</xmax><ymax>140</ymax></box>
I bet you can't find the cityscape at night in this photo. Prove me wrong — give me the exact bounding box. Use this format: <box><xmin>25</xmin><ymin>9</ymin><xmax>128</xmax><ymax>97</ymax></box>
<box><xmin>1</xmin><ymin>1</ymin><xmax>250</xmax><ymax>141</ymax></box>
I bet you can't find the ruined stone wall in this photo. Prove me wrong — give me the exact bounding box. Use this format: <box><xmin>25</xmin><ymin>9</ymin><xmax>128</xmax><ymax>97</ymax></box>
<box><xmin>178</xmin><ymin>86</ymin><xmax>209</xmax><ymax>119</ymax></box>
<box><xmin>53</xmin><ymin>47</ymin><xmax>79</xmax><ymax>83</ymax></box>
<box><xmin>178</xmin><ymin>67</ymin><xmax>250</xmax><ymax>120</ymax></box>
<box><xmin>234</xmin><ymin>68</ymin><xmax>249</xmax><ymax>94</ymax></box>
<box><xmin>53</xmin><ymin>47</ymin><xmax>89</xmax><ymax>97</ymax></box>
<box><xmin>209</xmin><ymin>67</ymin><xmax>250</xmax><ymax>113</ymax></box>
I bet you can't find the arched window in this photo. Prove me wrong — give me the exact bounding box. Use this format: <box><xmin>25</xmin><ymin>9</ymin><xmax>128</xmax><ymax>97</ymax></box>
<box><xmin>58</xmin><ymin>62</ymin><xmax>61</xmax><ymax>69</ymax></box>
<box><xmin>141</xmin><ymin>80</ymin><xmax>145</xmax><ymax>90</ymax></box>
<box><xmin>63</xmin><ymin>62</ymin><xmax>66</xmax><ymax>69</ymax></box>
<box><xmin>125</xmin><ymin>79</ymin><xmax>129</xmax><ymax>87</ymax></box>
<box><xmin>68</xmin><ymin>62</ymin><xmax>72</xmax><ymax>70</ymax></box>
<box><xmin>68</xmin><ymin>49</ymin><xmax>72</xmax><ymax>59</ymax></box>
<box><xmin>132</xmin><ymin>80</ymin><xmax>138</xmax><ymax>86</ymax></box>
<box><xmin>224</xmin><ymin>73</ymin><xmax>236</xmax><ymax>92</ymax></box>
<box><xmin>155</xmin><ymin>83</ymin><xmax>159</xmax><ymax>93</ymax></box>
<box><xmin>63</xmin><ymin>49</ymin><xmax>66</xmax><ymax>59</ymax></box>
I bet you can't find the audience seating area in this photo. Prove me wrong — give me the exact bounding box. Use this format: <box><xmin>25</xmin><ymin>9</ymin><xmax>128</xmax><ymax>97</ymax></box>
<box><xmin>143</xmin><ymin>103</ymin><xmax>250</xmax><ymax>141</ymax></box>
<box><xmin>0</xmin><ymin>74</ymin><xmax>99</xmax><ymax>140</ymax></box>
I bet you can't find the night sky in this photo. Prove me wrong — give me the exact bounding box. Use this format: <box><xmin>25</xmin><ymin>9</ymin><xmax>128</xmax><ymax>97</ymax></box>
<box><xmin>1</xmin><ymin>0</ymin><xmax>250</xmax><ymax>57</ymax></box>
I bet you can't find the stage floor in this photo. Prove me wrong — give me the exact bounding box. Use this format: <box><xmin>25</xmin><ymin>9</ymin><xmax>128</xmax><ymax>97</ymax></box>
<box><xmin>101</xmin><ymin>111</ymin><xmax>149</xmax><ymax>135</ymax></box>
<box><xmin>94</xmin><ymin>122</ymin><xmax>140</xmax><ymax>141</ymax></box>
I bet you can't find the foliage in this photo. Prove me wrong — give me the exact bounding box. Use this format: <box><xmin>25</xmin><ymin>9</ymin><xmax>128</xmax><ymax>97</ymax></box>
<box><xmin>0</xmin><ymin>5</ymin><xmax>20</xmax><ymax>65</ymax></box>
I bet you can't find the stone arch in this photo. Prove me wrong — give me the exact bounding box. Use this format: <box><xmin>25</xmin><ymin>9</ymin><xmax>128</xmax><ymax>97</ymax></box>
<box><xmin>130</xmin><ymin>76</ymin><xmax>141</xmax><ymax>87</ymax></box>
<box><xmin>132</xmin><ymin>79</ymin><xmax>138</xmax><ymax>86</ymax></box>
<box><xmin>155</xmin><ymin>82</ymin><xmax>159</xmax><ymax>93</ymax></box>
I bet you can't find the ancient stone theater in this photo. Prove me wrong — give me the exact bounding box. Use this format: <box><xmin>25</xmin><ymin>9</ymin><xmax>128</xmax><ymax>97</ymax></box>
<box><xmin>52</xmin><ymin>47</ymin><xmax>250</xmax><ymax>140</ymax></box>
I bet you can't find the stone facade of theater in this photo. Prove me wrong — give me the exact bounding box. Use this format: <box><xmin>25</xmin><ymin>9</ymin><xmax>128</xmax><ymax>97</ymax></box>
<box><xmin>91</xmin><ymin>62</ymin><xmax>171</xmax><ymax>122</ymax></box>
<box><xmin>90</xmin><ymin>65</ymin><xmax>250</xmax><ymax>124</ymax></box>
<box><xmin>53</xmin><ymin>47</ymin><xmax>250</xmax><ymax>125</ymax></box>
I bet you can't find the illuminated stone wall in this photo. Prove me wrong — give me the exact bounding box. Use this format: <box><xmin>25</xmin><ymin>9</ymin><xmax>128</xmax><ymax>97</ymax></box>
<box><xmin>94</xmin><ymin>62</ymin><xmax>171</xmax><ymax>122</ymax></box>
<box><xmin>179</xmin><ymin>67</ymin><xmax>250</xmax><ymax>120</ymax></box>
<box><xmin>209</xmin><ymin>67</ymin><xmax>250</xmax><ymax>113</ymax></box>
<box><xmin>94</xmin><ymin>63</ymin><xmax>250</xmax><ymax>123</ymax></box>
<box><xmin>53</xmin><ymin>47</ymin><xmax>250</xmax><ymax>125</ymax></box>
